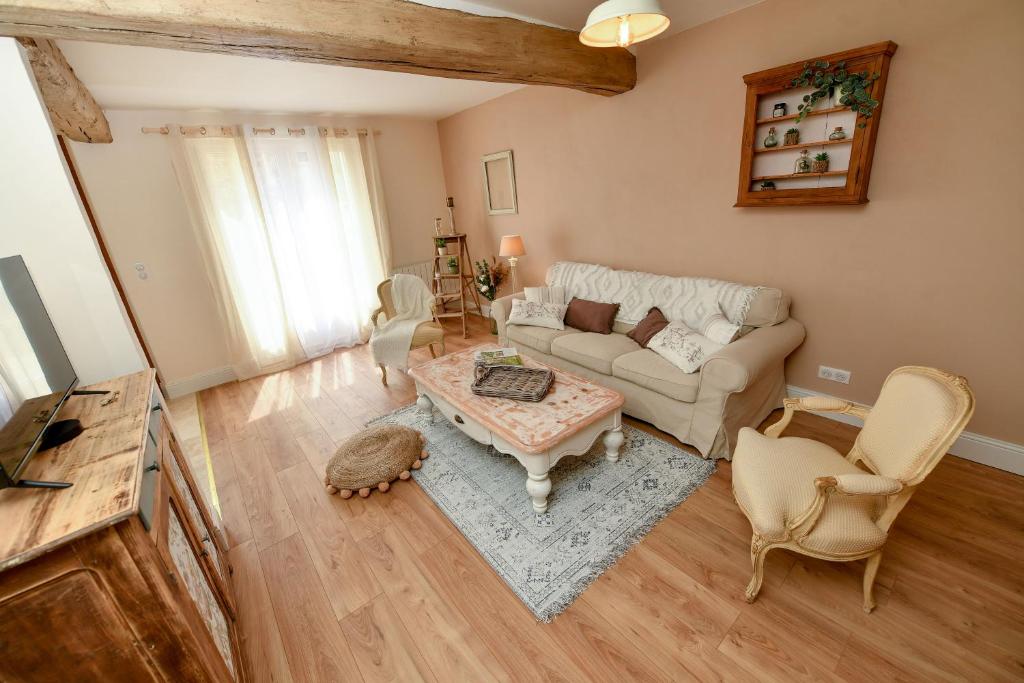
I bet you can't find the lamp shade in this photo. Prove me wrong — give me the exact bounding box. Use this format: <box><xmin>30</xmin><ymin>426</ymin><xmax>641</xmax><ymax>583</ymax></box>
<box><xmin>498</xmin><ymin>235</ymin><xmax>526</xmax><ymax>258</ymax></box>
<box><xmin>579</xmin><ymin>0</ymin><xmax>670</xmax><ymax>48</ymax></box>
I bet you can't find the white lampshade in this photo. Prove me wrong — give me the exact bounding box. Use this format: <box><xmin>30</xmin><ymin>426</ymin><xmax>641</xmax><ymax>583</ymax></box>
<box><xmin>499</xmin><ymin>234</ymin><xmax>526</xmax><ymax>258</ymax></box>
<box><xmin>579</xmin><ymin>0</ymin><xmax>670</xmax><ymax>48</ymax></box>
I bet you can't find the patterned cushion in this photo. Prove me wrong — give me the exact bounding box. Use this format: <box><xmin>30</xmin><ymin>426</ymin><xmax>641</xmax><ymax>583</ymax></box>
<box><xmin>507</xmin><ymin>299</ymin><xmax>566</xmax><ymax>331</ymax></box>
<box><xmin>732</xmin><ymin>428</ymin><xmax>887</xmax><ymax>556</ymax></box>
<box><xmin>647</xmin><ymin>322</ymin><xmax>723</xmax><ymax>373</ymax></box>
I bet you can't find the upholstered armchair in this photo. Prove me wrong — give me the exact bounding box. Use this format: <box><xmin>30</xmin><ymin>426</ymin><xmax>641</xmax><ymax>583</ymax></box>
<box><xmin>731</xmin><ymin>366</ymin><xmax>975</xmax><ymax>612</ymax></box>
<box><xmin>370</xmin><ymin>278</ymin><xmax>445</xmax><ymax>386</ymax></box>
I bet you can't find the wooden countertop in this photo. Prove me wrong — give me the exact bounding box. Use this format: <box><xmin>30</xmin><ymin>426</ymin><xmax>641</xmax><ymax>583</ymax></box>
<box><xmin>0</xmin><ymin>369</ymin><xmax>155</xmax><ymax>571</ymax></box>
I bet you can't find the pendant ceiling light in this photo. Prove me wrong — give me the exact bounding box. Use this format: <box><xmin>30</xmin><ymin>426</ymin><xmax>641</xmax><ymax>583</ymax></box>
<box><xmin>579</xmin><ymin>0</ymin><xmax>671</xmax><ymax>48</ymax></box>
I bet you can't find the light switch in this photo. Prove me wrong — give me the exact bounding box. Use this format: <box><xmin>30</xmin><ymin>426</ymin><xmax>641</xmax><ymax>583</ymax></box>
<box><xmin>134</xmin><ymin>262</ymin><xmax>149</xmax><ymax>280</ymax></box>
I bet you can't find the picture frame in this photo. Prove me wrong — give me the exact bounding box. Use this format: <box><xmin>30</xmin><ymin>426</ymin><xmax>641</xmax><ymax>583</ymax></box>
<box><xmin>481</xmin><ymin>149</ymin><xmax>518</xmax><ymax>215</ymax></box>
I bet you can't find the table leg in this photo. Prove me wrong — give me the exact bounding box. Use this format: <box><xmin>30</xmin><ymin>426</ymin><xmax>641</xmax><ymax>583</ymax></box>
<box><xmin>524</xmin><ymin>454</ymin><xmax>552</xmax><ymax>513</ymax></box>
<box><xmin>604</xmin><ymin>427</ymin><xmax>624</xmax><ymax>463</ymax></box>
<box><xmin>416</xmin><ymin>394</ymin><xmax>434</xmax><ymax>423</ymax></box>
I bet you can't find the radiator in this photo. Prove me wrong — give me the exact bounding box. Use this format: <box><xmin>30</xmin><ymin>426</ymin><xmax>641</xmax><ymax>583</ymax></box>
<box><xmin>391</xmin><ymin>260</ymin><xmax>461</xmax><ymax>295</ymax></box>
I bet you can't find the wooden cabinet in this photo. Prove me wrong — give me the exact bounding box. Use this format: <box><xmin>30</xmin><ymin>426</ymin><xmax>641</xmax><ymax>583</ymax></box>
<box><xmin>0</xmin><ymin>371</ymin><xmax>245</xmax><ymax>682</ymax></box>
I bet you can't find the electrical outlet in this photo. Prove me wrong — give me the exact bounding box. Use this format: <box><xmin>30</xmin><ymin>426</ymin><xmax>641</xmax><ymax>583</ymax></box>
<box><xmin>818</xmin><ymin>365</ymin><xmax>851</xmax><ymax>384</ymax></box>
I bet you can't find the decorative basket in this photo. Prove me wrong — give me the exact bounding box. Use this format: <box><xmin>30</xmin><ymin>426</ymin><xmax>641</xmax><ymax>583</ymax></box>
<box><xmin>471</xmin><ymin>365</ymin><xmax>554</xmax><ymax>402</ymax></box>
<box><xmin>812</xmin><ymin>159</ymin><xmax>829</xmax><ymax>173</ymax></box>
<box><xmin>784</xmin><ymin>132</ymin><xmax>799</xmax><ymax>146</ymax></box>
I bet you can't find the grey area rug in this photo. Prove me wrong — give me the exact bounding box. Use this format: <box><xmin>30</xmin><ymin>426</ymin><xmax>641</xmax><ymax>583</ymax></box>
<box><xmin>372</xmin><ymin>405</ymin><xmax>715</xmax><ymax>622</ymax></box>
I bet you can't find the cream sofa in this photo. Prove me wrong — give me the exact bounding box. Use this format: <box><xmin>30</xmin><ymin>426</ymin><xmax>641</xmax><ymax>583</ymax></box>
<box><xmin>491</xmin><ymin>268</ymin><xmax>805</xmax><ymax>460</ymax></box>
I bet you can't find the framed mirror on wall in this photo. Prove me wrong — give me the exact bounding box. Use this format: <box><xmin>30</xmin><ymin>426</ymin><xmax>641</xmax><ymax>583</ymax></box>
<box><xmin>482</xmin><ymin>150</ymin><xmax>518</xmax><ymax>215</ymax></box>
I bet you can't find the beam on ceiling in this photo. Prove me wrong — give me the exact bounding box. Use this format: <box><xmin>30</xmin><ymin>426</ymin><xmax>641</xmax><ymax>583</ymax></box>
<box><xmin>0</xmin><ymin>0</ymin><xmax>637</xmax><ymax>96</ymax></box>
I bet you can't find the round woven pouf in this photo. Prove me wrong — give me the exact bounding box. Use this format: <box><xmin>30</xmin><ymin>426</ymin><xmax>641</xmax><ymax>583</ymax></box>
<box><xmin>324</xmin><ymin>424</ymin><xmax>428</xmax><ymax>498</ymax></box>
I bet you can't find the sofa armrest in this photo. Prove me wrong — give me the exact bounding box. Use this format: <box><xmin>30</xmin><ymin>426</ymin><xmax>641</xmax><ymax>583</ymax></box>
<box><xmin>698</xmin><ymin>318</ymin><xmax>806</xmax><ymax>397</ymax></box>
<box><xmin>490</xmin><ymin>292</ymin><xmax>525</xmax><ymax>345</ymax></box>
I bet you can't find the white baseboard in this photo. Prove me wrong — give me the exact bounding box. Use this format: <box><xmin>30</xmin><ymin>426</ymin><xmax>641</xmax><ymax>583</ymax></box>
<box><xmin>164</xmin><ymin>366</ymin><xmax>236</xmax><ymax>399</ymax></box>
<box><xmin>787</xmin><ymin>386</ymin><xmax>1024</xmax><ymax>475</ymax></box>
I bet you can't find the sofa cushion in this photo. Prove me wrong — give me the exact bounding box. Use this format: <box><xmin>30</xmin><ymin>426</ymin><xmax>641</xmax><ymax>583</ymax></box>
<box><xmin>627</xmin><ymin>307</ymin><xmax>668</xmax><ymax>348</ymax></box>
<box><xmin>746</xmin><ymin>289</ymin><xmax>790</xmax><ymax>327</ymax></box>
<box><xmin>565</xmin><ymin>298</ymin><xmax>619</xmax><ymax>334</ymax></box>
<box><xmin>550</xmin><ymin>332</ymin><xmax>640</xmax><ymax>375</ymax></box>
<box><xmin>612</xmin><ymin>350</ymin><xmax>700</xmax><ymax>403</ymax></box>
<box><xmin>507</xmin><ymin>324</ymin><xmax>577</xmax><ymax>355</ymax></box>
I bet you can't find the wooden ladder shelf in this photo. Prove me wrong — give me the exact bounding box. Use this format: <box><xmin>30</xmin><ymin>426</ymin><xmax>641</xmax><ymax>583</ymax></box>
<box><xmin>432</xmin><ymin>233</ymin><xmax>483</xmax><ymax>338</ymax></box>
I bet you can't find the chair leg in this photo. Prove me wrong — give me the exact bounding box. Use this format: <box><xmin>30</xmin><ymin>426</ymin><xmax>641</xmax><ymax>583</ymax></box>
<box><xmin>378</xmin><ymin>364</ymin><xmax>388</xmax><ymax>386</ymax></box>
<box><xmin>863</xmin><ymin>551</ymin><xmax>883</xmax><ymax>613</ymax></box>
<box><xmin>745</xmin><ymin>535</ymin><xmax>771</xmax><ymax>603</ymax></box>
<box><xmin>428</xmin><ymin>343</ymin><xmax>437</xmax><ymax>359</ymax></box>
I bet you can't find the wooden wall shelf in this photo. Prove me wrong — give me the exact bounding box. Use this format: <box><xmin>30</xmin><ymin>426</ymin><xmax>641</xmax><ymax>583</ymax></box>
<box><xmin>752</xmin><ymin>170</ymin><xmax>848</xmax><ymax>182</ymax></box>
<box><xmin>754</xmin><ymin>105</ymin><xmax>846</xmax><ymax>125</ymax></box>
<box><xmin>754</xmin><ymin>138</ymin><xmax>852</xmax><ymax>154</ymax></box>
<box><xmin>735</xmin><ymin>41</ymin><xmax>897</xmax><ymax>207</ymax></box>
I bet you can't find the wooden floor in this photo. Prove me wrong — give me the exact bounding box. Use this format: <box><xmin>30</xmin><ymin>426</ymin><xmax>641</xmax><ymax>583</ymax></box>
<box><xmin>187</xmin><ymin>316</ymin><xmax>1024</xmax><ymax>682</ymax></box>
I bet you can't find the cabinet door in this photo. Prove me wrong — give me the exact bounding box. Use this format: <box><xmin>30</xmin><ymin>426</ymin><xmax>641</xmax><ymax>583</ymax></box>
<box><xmin>159</xmin><ymin>415</ymin><xmax>236</xmax><ymax>616</ymax></box>
<box><xmin>157</xmin><ymin>492</ymin><xmax>242</xmax><ymax>682</ymax></box>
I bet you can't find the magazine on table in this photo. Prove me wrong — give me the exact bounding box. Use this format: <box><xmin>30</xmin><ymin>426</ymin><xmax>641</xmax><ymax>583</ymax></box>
<box><xmin>474</xmin><ymin>347</ymin><xmax>523</xmax><ymax>366</ymax></box>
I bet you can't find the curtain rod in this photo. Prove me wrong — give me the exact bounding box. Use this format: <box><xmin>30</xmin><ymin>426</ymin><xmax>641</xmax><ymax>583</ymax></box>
<box><xmin>140</xmin><ymin>125</ymin><xmax>382</xmax><ymax>136</ymax></box>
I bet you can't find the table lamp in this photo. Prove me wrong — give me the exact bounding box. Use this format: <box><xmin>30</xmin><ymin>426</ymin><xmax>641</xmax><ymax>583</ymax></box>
<box><xmin>499</xmin><ymin>234</ymin><xmax>526</xmax><ymax>295</ymax></box>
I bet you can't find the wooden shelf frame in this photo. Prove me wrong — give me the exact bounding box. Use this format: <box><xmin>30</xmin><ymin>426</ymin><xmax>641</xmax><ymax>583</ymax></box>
<box><xmin>735</xmin><ymin>41</ymin><xmax>897</xmax><ymax>207</ymax></box>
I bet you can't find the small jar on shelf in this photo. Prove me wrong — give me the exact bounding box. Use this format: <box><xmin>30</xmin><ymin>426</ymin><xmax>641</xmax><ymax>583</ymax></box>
<box><xmin>829</xmin><ymin>126</ymin><xmax>847</xmax><ymax>141</ymax></box>
<box><xmin>794</xmin><ymin>149</ymin><xmax>812</xmax><ymax>174</ymax></box>
<box><xmin>763</xmin><ymin>126</ymin><xmax>779</xmax><ymax>148</ymax></box>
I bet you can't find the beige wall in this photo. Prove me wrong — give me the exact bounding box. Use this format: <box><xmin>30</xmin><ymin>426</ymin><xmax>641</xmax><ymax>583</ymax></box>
<box><xmin>71</xmin><ymin>110</ymin><xmax>448</xmax><ymax>391</ymax></box>
<box><xmin>438</xmin><ymin>0</ymin><xmax>1024</xmax><ymax>443</ymax></box>
<box><xmin>0</xmin><ymin>39</ymin><xmax>145</xmax><ymax>385</ymax></box>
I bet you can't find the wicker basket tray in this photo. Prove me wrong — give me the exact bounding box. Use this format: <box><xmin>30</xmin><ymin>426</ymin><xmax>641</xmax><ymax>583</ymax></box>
<box><xmin>471</xmin><ymin>365</ymin><xmax>554</xmax><ymax>402</ymax></box>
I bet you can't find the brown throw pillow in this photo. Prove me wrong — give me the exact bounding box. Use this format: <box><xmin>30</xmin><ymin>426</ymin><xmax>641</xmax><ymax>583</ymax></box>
<box><xmin>627</xmin><ymin>307</ymin><xmax>669</xmax><ymax>348</ymax></box>
<box><xmin>564</xmin><ymin>297</ymin><xmax>620</xmax><ymax>334</ymax></box>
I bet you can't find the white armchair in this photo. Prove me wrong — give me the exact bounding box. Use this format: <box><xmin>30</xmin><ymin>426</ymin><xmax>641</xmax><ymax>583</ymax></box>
<box><xmin>731</xmin><ymin>366</ymin><xmax>975</xmax><ymax>612</ymax></box>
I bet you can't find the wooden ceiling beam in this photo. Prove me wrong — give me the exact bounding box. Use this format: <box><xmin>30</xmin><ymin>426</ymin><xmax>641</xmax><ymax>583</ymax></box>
<box><xmin>16</xmin><ymin>36</ymin><xmax>111</xmax><ymax>142</ymax></box>
<box><xmin>0</xmin><ymin>0</ymin><xmax>637</xmax><ymax>96</ymax></box>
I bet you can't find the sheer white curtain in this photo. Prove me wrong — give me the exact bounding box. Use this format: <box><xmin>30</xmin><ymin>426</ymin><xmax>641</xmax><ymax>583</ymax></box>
<box><xmin>169</xmin><ymin>125</ymin><xmax>391</xmax><ymax>380</ymax></box>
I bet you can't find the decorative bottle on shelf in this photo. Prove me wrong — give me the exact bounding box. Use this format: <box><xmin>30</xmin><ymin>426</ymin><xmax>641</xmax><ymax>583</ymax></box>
<box><xmin>763</xmin><ymin>126</ymin><xmax>779</xmax><ymax>148</ymax></box>
<box><xmin>829</xmin><ymin>126</ymin><xmax>847</xmax><ymax>140</ymax></box>
<box><xmin>794</xmin><ymin>149</ymin><xmax>812</xmax><ymax>175</ymax></box>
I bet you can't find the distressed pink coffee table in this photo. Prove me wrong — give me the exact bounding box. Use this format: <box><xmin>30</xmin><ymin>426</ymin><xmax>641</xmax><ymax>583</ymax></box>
<box><xmin>409</xmin><ymin>344</ymin><xmax>624</xmax><ymax>513</ymax></box>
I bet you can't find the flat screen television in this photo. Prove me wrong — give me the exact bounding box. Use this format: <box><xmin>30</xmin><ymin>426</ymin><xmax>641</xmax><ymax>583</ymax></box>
<box><xmin>0</xmin><ymin>255</ymin><xmax>79</xmax><ymax>489</ymax></box>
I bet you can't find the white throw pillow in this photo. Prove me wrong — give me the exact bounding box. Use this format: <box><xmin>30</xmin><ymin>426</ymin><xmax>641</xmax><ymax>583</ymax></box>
<box><xmin>507</xmin><ymin>299</ymin><xmax>567</xmax><ymax>331</ymax></box>
<box><xmin>699</xmin><ymin>312</ymin><xmax>741</xmax><ymax>345</ymax></box>
<box><xmin>647</xmin><ymin>321</ymin><xmax>724</xmax><ymax>373</ymax></box>
<box><xmin>524</xmin><ymin>285</ymin><xmax>566</xmax><ymax>306</ymax></box>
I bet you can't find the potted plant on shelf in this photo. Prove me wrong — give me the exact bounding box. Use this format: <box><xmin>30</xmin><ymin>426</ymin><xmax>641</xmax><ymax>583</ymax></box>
<box><xmin>760</xmin><ymin>180</ymin><xmax>776</xmax><ymax>191</ymax></box>
<box><xmin>434</xmin><ymin>237</ymin><xmax>447</xmax><ymax>256</ymax></box>
<box><xmin>447</xmin><ymin>255</ymin><xmax>459</xmax><ymax>274</ymax></box>
<box><xmin>812</xmin><ymin>152</ymin><xmax>830</xmax><ymax>173</ymax></box>
<box><xmin>791</xmin><ymin>59</ymin><xmax>881</xmax><ymax>128</ymax></box>
<box><xmin>474</xmin><ymin>258</ymin><xmax>508</xmax><ymax>334</ymax></box>
<box><xmin>784</xmin><ymin>128</ymin><xmax>800</xmax><ymax>146</ymax></box>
